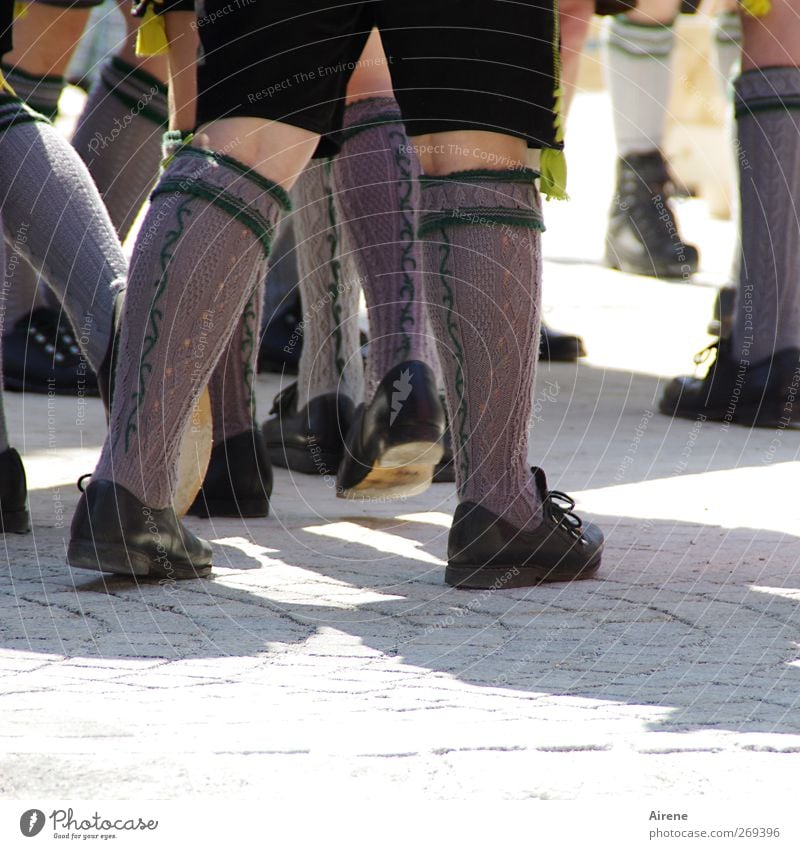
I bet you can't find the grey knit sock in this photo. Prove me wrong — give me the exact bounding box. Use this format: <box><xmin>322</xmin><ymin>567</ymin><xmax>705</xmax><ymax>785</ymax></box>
<box><xmin>0</xmin><ymin>222</ymin><xmax>9</xmax><ymax>454</ymax></box>
<box><xmin>1</xmin><ymin>65</ymin><xmax>64</xmax><ymax>120</ymax></box>
<box><xmin>94</xmin><ymin>148</ymin><xmax>290</xmax><ymax>508</ymax></box>
<box><xmin>72</xmin><ymin>56</ymin><xmax>168</xmax><ymax>241</ymax></box>
<box><xmin>293</xmin><ymin>158</ymin><xmax>364</xmax><ymax>409</ymax></box>
<box><xmin>731</xmin><ymin>67</ymin><xmax>800</xmax><ymax>363</ymax></box>
<box><xmin>208</xmin><ymin>283</ymin><xmax>263</xmax><ymax>446</ymax></box>
<box><xmin>333</xmin><ymin>97</ymin><xmax>439</xmax><ymax>398</ymax></box>
<box><xmin>0</xmin><ymin>95</ymin><xmax>125</xmax><ymax>369</ymax></box>
<box><xmin>420</xmin><ymin>169</ymin><xmax>544</xmax><ymax>530</ymax></box>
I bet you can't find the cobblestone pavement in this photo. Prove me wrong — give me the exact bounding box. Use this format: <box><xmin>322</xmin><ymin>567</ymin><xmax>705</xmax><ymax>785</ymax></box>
<box><xmin>0</xmin><ymin>93</ymin><xmax>798</xmax><ymax>801</ymax></box>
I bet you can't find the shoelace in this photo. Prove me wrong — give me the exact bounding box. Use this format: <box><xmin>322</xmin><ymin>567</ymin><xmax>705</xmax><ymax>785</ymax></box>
<box><xmin>77</xmin><ymin>473</ymin><xmax>91</xmax><ymax>493</ymax></box>
<box><xmin>268</xmin><ymin>382</ymin><xmax>298</xmax><ymax>417</ymax></box>
<box><xmin>543</xmin><ymin>489</ymin><xmax>584</xmax><ymax>540</ymax></box>
<box><xmin>693</xmin><ymin>340</ymin><xmax>720</xmax><ymax>367</ymax></box>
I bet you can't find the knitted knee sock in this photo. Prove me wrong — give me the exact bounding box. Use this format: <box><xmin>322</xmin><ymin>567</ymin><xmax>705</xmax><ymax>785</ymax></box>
<box><xmin>333</xmin><ymin>97</ymin><xmax>439</xmax><ymax>398</ymax></box>
<box><xmin>94</xmin><ymin>149</ymin><xmax>290</xmax><ymax>508</ymax></box>
<box><xmin>420</xmin><ymin>169</ymin><xmax>545</xmax><ymax>530</ymax></box>
<box><xmin>0</xmin><ymin>224</ymin><xmax>9</xmax><ymax>454</ymax></box>
<box><xmin>208</xmin><ymin>282</ymin><xmax>263</xmax><ymax>446</ymax></box>
<box><xmin>0</xmin><ymin>96</ymin><xmax>125</xmax><ymax>369</ymax></box>
<box><xmin>72</xmin><ymin>56</ymin><xmax>169</xmax><ymax>241</ymax></box>
<box><xmin>0</xmin><ymin>65</ymin><xmax>64</xmax><ymax>120</ymax></box>
<box><xmin>605</xmin><ymin>16</ymin><xmax>675</xmax><ymax>156</ymax></box>
<box><xmin>731</xmin><ymin>67</ymin><xmax>800</xmax><ymax>363</ymax></box>
<box><xmin>293</xmin><ymin>158</ymin><xmax>364</xmax><ymax>409</ymax></box>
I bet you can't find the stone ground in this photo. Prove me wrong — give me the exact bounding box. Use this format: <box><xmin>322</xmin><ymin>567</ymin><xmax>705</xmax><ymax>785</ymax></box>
<box><xmin>0</xmin><ymin>91</ymin><xmax>798</xmax><ymax>803</ymax></box>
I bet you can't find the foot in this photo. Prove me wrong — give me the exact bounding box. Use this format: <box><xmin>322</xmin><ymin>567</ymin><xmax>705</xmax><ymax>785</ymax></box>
<box><xmin>605</xmin><ymin>151</ymin><xmax>699</xmax><ymax>279</ymax></box>
<box><xmin>336</xmin><ymin>360</ymin><xmax>445</xmax><ymax>499</ymax></box>
<box><xmin>187</xmin><ymin>429</ymin><xmax>273</xmax><ymax>518</ymax></box>
<box><xmin>262</xmin><ymin>382</ymin><xmax>355</xmax><ymax>476</ymax></box>
<box><xmin>659</xmin><ymin>340</ymin><xmax>800</xmax><ymax>427</ymax></box>
<box><xmin>0</xmin><ymin>448</ymin><xmax>30</xmax><ymax>534</ymax></box>
<box><xmin>67</xmin><ymin>479</ymin><xmax>213</xmax><ymax>579</ymax></box>
<box><xmin>540</xmin><ymin>323</ymin><xmax>587</xmax><ymax>362</ymax></box>
<box><xmin>2</xmin><ymin>308</ymin><xmax>99</xmax><ymax>397</ymax></box>
<box><xmin>445</xmin><ymin>467</ymin><xmax>603</xmax><ymax>589</ymax></box>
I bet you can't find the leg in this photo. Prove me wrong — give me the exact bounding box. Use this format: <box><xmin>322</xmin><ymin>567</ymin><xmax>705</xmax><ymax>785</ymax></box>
<box><xmin>603</xmin><ymin>0</ymin><xmax>700</xmax><ymax>278</ymax></box>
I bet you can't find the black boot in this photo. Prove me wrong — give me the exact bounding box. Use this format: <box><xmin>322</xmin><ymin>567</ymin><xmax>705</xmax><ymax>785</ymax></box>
<box><xmin>659</xmin><ymin>340</ymin><xmax>800</xmax><ymax>427</ymax></box>
<box><xmin>605</xmin><ymin>151</ymin><xmax>699</xmax><ymax>279</ymax></box>
<box><xmin>3</xmin><ymin>308</ymin><xmax>99</xmax><ymax>396</ymax></box>
<box><xmin>262</xmin><ymin>382</ymin><xmax>354</xmax><ymax>476</ymax></box>
<box><xmin>540</xmin><ymin>323</ymin><xmax>587</xmax><ymax>362</ymax></box>
<box><xmin>445</xmin><ymin>467</ymin><xmax>603</xmax><ymax>589</ymax></box>
<box><xmin>336</xmin><ymin>360</ymin><xmax>445</xmax><ymax>499</ymax></box>
<box><xmin>67</xmin><ymin>479</ymin><xmax>213</xmax><ymax>579</ymax></box>
<box><xmin>187</xmin><ymin>429</ymin><xmax>273</xmax><ymax>518</ymax></box>
<box><xmin>0</xmin><ymin>448</ymin><xmax>30</xmax><ymax>534</ymax></box>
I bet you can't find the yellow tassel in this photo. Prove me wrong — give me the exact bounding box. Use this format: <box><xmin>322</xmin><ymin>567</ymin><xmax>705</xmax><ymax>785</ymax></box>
<box><xmin>13</xmin><ymin>2</ymin><xmax>29</xmax><ymax>20</ymax></box>
<box><xmin>540</xmin><ymin>148</ymin><xmax>568</xmax><ymax>201</ymax></box>
<box><xmin>0</xmin><ymin>69</ymin><xmax>15</xmax><ymax>97</ymax></box>
<box><xmin>135</xmin><ymin>6</ymin><xmax>169</xmax><ymax>56</ymax></box>
<box><xmin>741</xmin><ymin>0</ymin><xmax>771</xmax><ymax>16</ymax></box>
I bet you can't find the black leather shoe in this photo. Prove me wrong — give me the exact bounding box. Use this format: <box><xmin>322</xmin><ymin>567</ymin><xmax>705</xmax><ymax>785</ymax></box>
<box><xmin>659</xmin><ymin>340</ymin><xmax>800</xmax><ymax>428</ymax></box>
<box><xmin>262</xmin><ymin>382</ymin><xmax>354</xmax><ymax>476</ymax></box>
<box><xmin>3</xmin><ymin>308</ymin><xmax>99</xmax><ymax>397</ymax></box>
<box><xmin>0</xmin><ymin>448</ymin><xmax>30</xmax><ymax>534</ymax></box>
<box><xmin>605</xmin><ymin>151</ymin><xmax>699</xmax><ymax>279</ymax></box>
<box><xmin>337</xmin><ymin>360</ymin><xmax>445</xmax><ymax>499</ymax></box>
<box><xmin>445</xmin><ymin>467</ymin><xmax>603</xmax><ymax>589</ymax></box>
<box><xmin>540</xmin><ymin>323</ymin><xmax>587</xmax><ymax>362</ymax></box>
<box><xmin>432</xmin><ymin>417</ymin><xmax>455</xmax><ymax>484</ymax></box>
<box><xmin>67</xmin><ymin>479</ymin><xmax>213</xmax><ymax>579</ymax></box>
<box><xmin>187</xmin><ymin>429</ymin><xmax>273</xmax><ymax>518</ymax></box>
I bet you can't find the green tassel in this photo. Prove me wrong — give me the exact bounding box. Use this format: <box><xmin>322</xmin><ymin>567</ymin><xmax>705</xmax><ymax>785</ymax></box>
<box><xmin>160</xmin><ymin>130</ymin><xmax>193</xmax><ymax>171</ymax></box>
<box><xmin>540</xmin><ymin>148</ymin><xmax>568</xmax><ymax>201</ymax></box>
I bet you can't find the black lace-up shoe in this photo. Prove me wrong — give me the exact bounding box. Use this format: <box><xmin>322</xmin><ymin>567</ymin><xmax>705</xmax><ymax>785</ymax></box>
<box><xmin>67</xmin><ymin>479</ymin><xmax>213</xmax><ymax>579</ymax></box>
<box><xmin>540</xmin><ymin>323</ymin><xmax>587</xmax><ymax>362</ymax></box>
<box><xmin>445</xmin><ymin>467</ymin><xmax>603</xmax><ymax>589</ymax></box>
<box><xmin>659</xmin><ymin>339</ymin><xmax>800</xmax><ymax>428</ymax></box>
<box><xmin>337</xmin><ymin>360</ymin><xmax>445</xmax><ymax>499</ymax></box>
<box><xmin>3</xmin><ymin>308</ymin><xmax>99</xmax><ymax>396</ymax></box>
<box><xmin>0</xmin><ymin>448</ymin><xmax>30</xmax><ymax>534</ymax></box>
<box><xmin>605</xmin><ymin>151</ymin><xmax>699</xmax><ymax>279</ymax></box>
<box><xmin>262</xmin><ymin>382</ymin><xmax>354</xmax><ymax>476</ymax></box>
<box><xmin>187</xmin><ymin>429</ymin><xmax>273</xmax><ymax>518</ymax></box>
<box><xmin>432</xmin><ymin>416</ymin><xmax>455</xmax><ymax>484</ymax></box>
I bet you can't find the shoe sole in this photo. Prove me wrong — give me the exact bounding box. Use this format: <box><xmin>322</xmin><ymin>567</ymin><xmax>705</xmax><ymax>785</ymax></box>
<box><xmin>67</xmin><ymin>540</ymin><xmax>212</xmax><ymax>580</ymax></box>
<box><xmin>445</xmin><ymin>556</ymin><xmax>601</xmax><ymax>589</ymax></box>
<box><xmin>0</xmin><ymin>509</ymin><xmax>30</xmax><ymax>534</ymax></box>
<box><xmin>187</xmin><ymin>497</ymin><xmax>269</xmax><ymax>519</ymax></box>
<box><xmin>337</xmin><ymin>440</ymin><xmax>444</xmax><ymax>500</ymax></box>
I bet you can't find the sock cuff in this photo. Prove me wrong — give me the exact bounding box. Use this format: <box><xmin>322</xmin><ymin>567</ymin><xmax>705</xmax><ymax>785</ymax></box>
<box><xmin>340</xmin><ymin>96</ymin><xmax>403</xmax><ymax>142</ymax></box>
<box><xmin>152</xmin><ymin>148</ymin><xmax>291</xmax><ymax>255</ymax></box>
<box><xmin>0</xmin><ymin>64</ymin><xmax>64</xmax><ymax>119</ymax></box>
<box><xmin>98</xmin><ymin>56</ymin><xmax>169</xmax><ymax>126</ymax></box>
<box><xmin>607</xmin><ymin>15</ymin><xmax>675</xmax><ymax>57</ymax></box>
<box><xmin>734</xmin><ymin>67</ymin><xmax>800</xmax><ymax>118</ymax></box>
<box><xmin>418</xmin><ymin>168</ymin><xmax>543</xmax><ymax>235</ymax></box>
<box><xmin>0</xmin><ymin>92</ymin><xmax>50</xmax><ymax>134</ymax></box>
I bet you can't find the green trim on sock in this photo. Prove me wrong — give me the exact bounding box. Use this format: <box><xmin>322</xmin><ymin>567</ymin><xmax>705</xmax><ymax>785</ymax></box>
<box><xmin>734</xmin><ymin>99</ymin><xmax>800</xmax><ymax>118</ymax></box>
<box><xmin>0</xmin><ymin>94</ymin><xmax>50</xmax><ymax>133</ymax></box>
<box><xmin>241</xmin><ymin>290</ymin><xmax>258</xmax><ymax>424</ymax></box>
<box><xmin>124</xmin><ymin>197</ymin><xmax>193</xmax><ymax>452</ymax></box>
<box><xmin>322</xmin><ymin>158</ymin><xmax>347</xmax><ymax>378</ymax></box>
<box><xmin>420</xmin><ymin>168</ymin><xmax>540</xmax><ymax>188</ymax></box>
<box><xmin>106</xmin><ymin>85</ymin><xmax>168</xmax><ymax>126</ymax></box>
<box><xmin>435</xmin><ymin>227</ymin><xmax>470</xmax><ymax>488</ymax></box>
<box><xmin>175</xmin><ymin>147</ymin><xmax>292</xmax><ymax>211</ymax></box>
<box><xmin>152</xmin><ymin>178</ymin><xmax>276</xmax><ymax>256</ymax></box>
<box><xmin>108</xmin><ymin>55</ymin><xmax>168</xmax><ymax>97</ymax></box>
<box><xmin>0</xmin><ymin>63</ymin><xmax>64</xmax><ymax>87</ymax></box>
<box><xmin>611</xmin><ymin>15</ymin><xmax>676</xmax><ymax>29</ymax></box>
<box><xmin>418</xmin><ymin>207</ymin><xmax>544</xmax><ymax>237</ymax></box>
<box><xmin>390</xmin><ymin>127</ymin><xmax>416</xmax><ymax>362</ymax></box>
<box><xmin>340</xmin><ymin>110</ymin><xmax>404</xmax><ymax>143</ymax></box>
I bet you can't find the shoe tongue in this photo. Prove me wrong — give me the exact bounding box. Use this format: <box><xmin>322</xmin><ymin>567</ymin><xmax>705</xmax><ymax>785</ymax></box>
<box><xmin>530</xmin><ymin>466</ymin><xmax>548</xmax><ymax>497</ymax></box>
